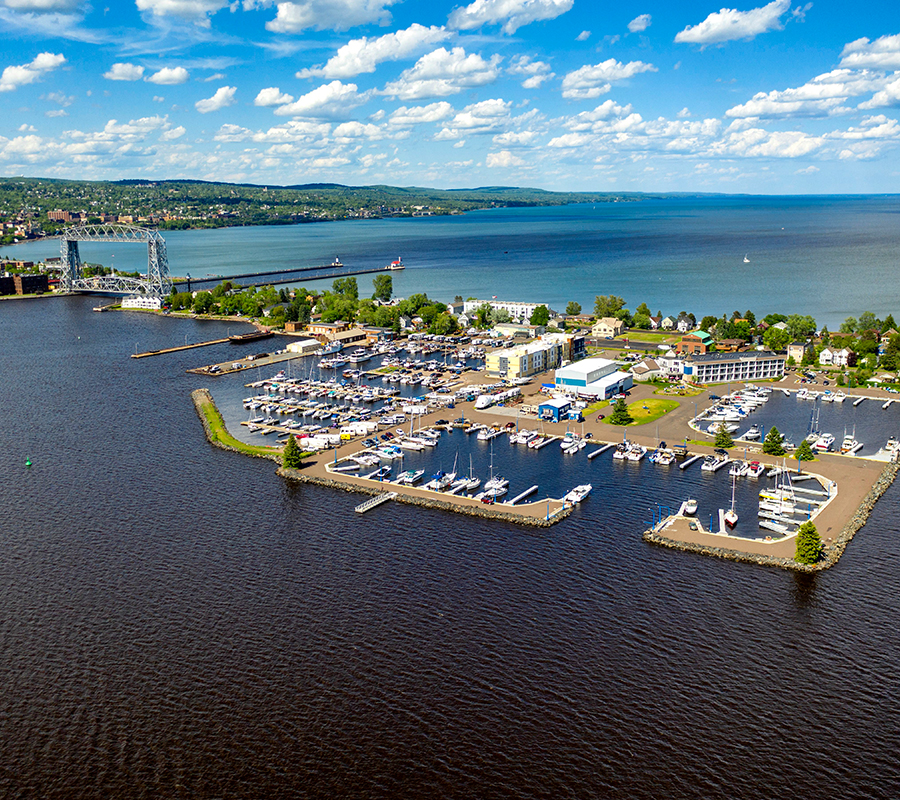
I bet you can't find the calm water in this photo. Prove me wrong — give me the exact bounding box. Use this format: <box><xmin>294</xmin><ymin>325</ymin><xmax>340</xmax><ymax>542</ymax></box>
<box><xmin>1</xmin><ymin>296</ymin><xmax>899</xmax><ymax>798</ymax></box>
<box><xmin>9</xmin><ymin>195</ymin><xmax>900</xmax><ymax>328</ymax></box>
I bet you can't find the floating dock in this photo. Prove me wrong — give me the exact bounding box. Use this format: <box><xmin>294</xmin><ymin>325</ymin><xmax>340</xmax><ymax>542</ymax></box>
<box><xmin>588</xmin><ymin>443</ymin><xmax>613</xmax><ymax>459</ymax></box>
<box><xmin>680</xmin><ymin>454</ymin><xmax>702</xmax><ymax>470</ymax></box>
<box><xmin>508</xmin><ymin>485</ymin><xmax>539</xmax><ymax>505</ymax></box>
<box><xmin>853</xmin><ymin>397</ymin><xmax>865</xmax><ymax>407</ymax></box>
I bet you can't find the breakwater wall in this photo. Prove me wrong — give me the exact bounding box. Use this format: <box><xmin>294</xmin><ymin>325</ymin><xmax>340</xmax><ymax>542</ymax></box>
<box><xmin>191</xmin><ymin>388</ymin><xmax>282</xmax><ymax>463</ymax></box>
<box><xmin>643</xmin><ymin>461</ymin><xmax>899</xmax><ymax>572</ymax></box>
<box><xmin>277</xmin><ymin>467</ymin><xmax>572</xmax><ymax>528</ymax></box>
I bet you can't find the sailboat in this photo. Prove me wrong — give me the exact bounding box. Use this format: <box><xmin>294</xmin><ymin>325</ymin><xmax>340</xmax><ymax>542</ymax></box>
<box><xmin>723</xmin><ymin>474</ymin><xmax>739</xmax><ymax>529</ymax></box>
<box><xmin>743</xmin><ymin>253</ymin><xmax>750</xmax><ymax>263</ymax></box>
<box><xmin>483</xmin><ymin>442</ymin><xmax>509</xmax><ymax>500</ymax></box>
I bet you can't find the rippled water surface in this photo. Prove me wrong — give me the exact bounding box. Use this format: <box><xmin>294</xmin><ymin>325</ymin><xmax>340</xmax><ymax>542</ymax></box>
<box><xmin>2</xmin><ymin>296</ymin><xmax>899</xmax><ymax>799</ymax></box>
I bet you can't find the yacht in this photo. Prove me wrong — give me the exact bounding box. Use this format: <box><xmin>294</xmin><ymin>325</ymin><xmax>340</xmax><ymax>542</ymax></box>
<box><xmin>742</xmin><ymin>424</ymin><xmax>761</xmax><ymax>441</ymax></box>
<box><xmin>563</xmin><ymin>484</ymin><xmax>592</xmax><ymax>504</ymax></box>
<box><xmin>746</xmin><ymin>461</ymin><xmax>765</xmax><ymax>478</ymax></box>
<box><xmin>814</xmin><ymin>433</ymin><xmax>836</xmax><ymax>451</ymax></box>
<box><xmin>729</xmin><ymin>460</ymin><xmax>748</xmax><ymax>477</ymax></box>
<box><xmin>397</xmin><ymin>469</ymin><xmax>425</xmax><ymax>485</ymax></box>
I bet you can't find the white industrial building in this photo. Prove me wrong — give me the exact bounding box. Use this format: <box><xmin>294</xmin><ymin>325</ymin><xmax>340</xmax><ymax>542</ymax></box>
<box><xmin>554</xmin><ymin>357</ymin><xmax>633</xmax><ymax>399</ymax></box>
<box><xmin>122</xmin><ymin>295</ymin><xmax>162</xmax><ymax>310</ymax></box>
<box><xmin>462</xmin><ymin>298</ymin><xmax>546</xmax><ymax>321</ymax></box>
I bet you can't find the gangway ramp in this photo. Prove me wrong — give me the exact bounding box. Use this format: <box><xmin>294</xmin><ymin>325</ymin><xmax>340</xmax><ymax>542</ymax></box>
<box><xmin>355</xmin><ymin>492</ymin><xmax>397</xmax><ymax>513</ymax></box>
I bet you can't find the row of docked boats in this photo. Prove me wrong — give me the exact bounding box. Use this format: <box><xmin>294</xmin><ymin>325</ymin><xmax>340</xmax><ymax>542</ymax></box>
<box><xmin>612</xmin><ymin>442</ymin><xmax>648</xmax><ymax>462</ymax></box>
<box><xmin>796</xmin><ymin>388</ymin><xmax>846</xmax><ymax>402</ymax></box>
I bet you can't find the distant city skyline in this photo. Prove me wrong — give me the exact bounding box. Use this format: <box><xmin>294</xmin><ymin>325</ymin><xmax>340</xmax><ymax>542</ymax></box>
<box><xmin>2</xmin><ymin>0</ymin><xmax>900</xmax><ymax>193</ymax></box>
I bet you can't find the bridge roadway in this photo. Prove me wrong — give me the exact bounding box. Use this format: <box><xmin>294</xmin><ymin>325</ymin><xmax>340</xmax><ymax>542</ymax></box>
<box><xmin>172</xmin><ymin>263</ymin><xmax>395</xmax><ymax>290</ymax></box>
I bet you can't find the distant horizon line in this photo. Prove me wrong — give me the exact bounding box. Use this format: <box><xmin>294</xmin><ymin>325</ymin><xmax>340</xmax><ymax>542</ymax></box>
<box><xmin>2</xmin><ymin>175</ymin><xmax>899</xmax><ymax>199</ymax></box>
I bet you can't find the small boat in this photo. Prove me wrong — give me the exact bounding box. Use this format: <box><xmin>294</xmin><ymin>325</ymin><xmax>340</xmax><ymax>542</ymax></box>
<box><xmin>684</xmin><ymin>498</ymin><xmax>698</xmax><ymax>515</ymax></box>
<box><xmin>563</xmin><ymin>484</ymin><xmax>592</xmax><ymax>504</ymax></box>
<box><xmin>742</xmin><ymin>424</ymin><xmax>761</xmax><ymax>441</ymax></box>
<box><xmin>700</xmin><ymin>455</ymin><xmax>719</xmax><ymax>472</ymax></box>
<box><xmin>724</xmin><ymin>475</ymin><xmax>738</xmax><ymax>529</ymax></box>
<box><xmin>815</xmin><ymin>433</ymin><xmax>836</xmax><ymax>451</ymax></box>
<box><xmin>746</xmin><ymin>461</ymin><xmax>765</xmax><ymax>478</ymax></box>
<box><xmin>743</xmin><ymin>254</ymin><xmax>750</xmax><ymax>263</ymax></box>
<box><xmin>397</xmin><ymin>469</ymin><xmax>425</xmax><ymax>485</ymax></box>
<box><xmin>729</xmin><ymin>460</ymin><xmax>748</xmax><ymax>477</ymax></box>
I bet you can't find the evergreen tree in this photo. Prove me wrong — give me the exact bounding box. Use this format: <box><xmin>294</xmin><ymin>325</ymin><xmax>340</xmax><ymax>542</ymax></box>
<box><xmin>762</xmin><ymin>426</ymin><xmax>785</xmax><ymax>456</ymax></box>
<box><xmin>609</xmin><ymin>398</ymin><xmax>633</xmax><ymax>425</ymax></box>
<box><xmin>795</xmin><ymin>439</ymin><xmax>815</xmax><ymax>461</ymax></box>
<box><xmin>795</xmin><ymin>521</ymin><xmax>823</xmax><ymax>564</ymax></box>
<box><xmin>282</xmin><ymin>435</ymin><xmax>303</xmax><ymax>469</ymax></box>
<box><xmin>713</xmin><ymin>424</ymin><xmax>734</xmax><ymax>448</ymax></box>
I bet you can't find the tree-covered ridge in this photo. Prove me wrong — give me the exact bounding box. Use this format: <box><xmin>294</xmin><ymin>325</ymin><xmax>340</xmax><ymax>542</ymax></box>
<box><xmin>0</xmin><ymin>176</ymin><xmax>653</xmax><ymax>244</ymax></box>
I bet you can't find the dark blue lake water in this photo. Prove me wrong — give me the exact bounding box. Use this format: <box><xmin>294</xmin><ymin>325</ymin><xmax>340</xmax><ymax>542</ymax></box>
<box><xmin>1</xmin><ymin>296</ymin><xmax>899</xmax><ymax>797</ymax></box>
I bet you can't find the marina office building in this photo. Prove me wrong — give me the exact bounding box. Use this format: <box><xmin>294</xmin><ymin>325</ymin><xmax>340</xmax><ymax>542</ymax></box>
<box><xmin>681</xmin><ymin>351</ymin><xmax>786</xmax><ymax>384</ymax></box>
<box><xmin>554</xmin><ymin>357</ymin><xmax>633</xmax><ymax>400</ymax></box>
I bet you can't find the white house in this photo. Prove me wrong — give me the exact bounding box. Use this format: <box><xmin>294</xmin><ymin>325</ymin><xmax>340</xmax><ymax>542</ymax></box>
<box><xmin>819</xmin><ymin>346</ymin><xmax>855</xmax><ymax>367</ymax></box>
<box><xmin>631</xmin><ymin>358</ymin><xmax>662</xmax><ymax>381</ymax></box>
<box><xmin>676</xmin><ymin>317</ymin><xmax>693</xmax><ymax>333</ymax></box>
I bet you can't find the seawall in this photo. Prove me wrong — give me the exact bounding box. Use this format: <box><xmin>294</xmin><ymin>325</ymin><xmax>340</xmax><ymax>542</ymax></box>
<box><xmin>643</xmin><ymin>461</ymin><xmax>899</xmax><ymax>571</ymax></box>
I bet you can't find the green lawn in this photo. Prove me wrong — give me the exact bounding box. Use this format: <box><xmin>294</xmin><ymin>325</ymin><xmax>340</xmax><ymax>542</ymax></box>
<box><xmin>198</xmin><ymin>395</ymin><xmax>285</xmax><ymax>459</ymax></box>
<box><xmin>582</xmin><ymin>399</ymin><xmax>610</xmax><ymax>415</ymax></box>
<box><xmin>603</xmin><ymin>398</ymin><xmax>679</xmax><ymax>426</ymax></box>
<box><xmin>616</xmin><ymin>331</ymin><xmax>678</xmax><ymax>344</ymax></box>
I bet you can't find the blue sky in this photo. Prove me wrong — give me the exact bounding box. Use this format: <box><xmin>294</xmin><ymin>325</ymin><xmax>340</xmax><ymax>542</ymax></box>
<box><xmin>2</xmin><ymin>0</ymin><xmax>900</xmax><ymax>192</ymax></box>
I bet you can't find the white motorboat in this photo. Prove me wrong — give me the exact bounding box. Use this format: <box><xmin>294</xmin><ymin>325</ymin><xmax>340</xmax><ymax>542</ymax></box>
<box><xmin>684</xmin><ymin>498</ymin><xmax>698</xmax><ymax>515</ymax></box>
<box><xmin>563</xmin><ymin>484</ymin><xmax>592</xmax><ymax>504</ymax></box>
<box><xmin>814</xmin><ymin>433</ymin><xmax>836</xmax><ymax>451</ymax></box>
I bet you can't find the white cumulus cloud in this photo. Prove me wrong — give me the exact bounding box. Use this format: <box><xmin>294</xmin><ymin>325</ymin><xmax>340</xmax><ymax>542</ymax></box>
<box><xmin>674</xmin><ymin>0</ymin><xmax>789</xmax><ymax>45</ymax></box>
<box><xmin>0</xmin><ymin>51</ymin><xmax>66</xmax><ymax>93</ymax></box>
<box><xmin>726</xmin><ymin>69</ymin><xmax>888</xmax><ymax>118</ymax></box>
<box><xmin>575</xmin><ymin>29</ymin><xmax>590</xmax><ymax>41</ymax></box>
<box><xmin>486</xmin><ymin>149</ymin><xmax>526</xmax><ymax>167</ymax></box>
<box><xmin>135</xmin><ymin>0</ymin><xmax>228</xmax><ymax>25</ymax></box>
<box><xmin>147</xmin><ymin>66</ymin><xmax>190</xmax><ymax>85</ymax></box>
<box><xmin>627</xmin><ymin>14</ymin><xmax>651</xmax><ymax>33</ymax></box>
<box><xmin>508</xmin><ymin>55</ymin><xmax>554</xmax><ymax>89</ymax></box>
<box><xmin>388</xmin><ymin>101</ymin><xmax>454</xmax><ymax>126</ymax></box>
<box><xmin>448</xmin><ymin>0</ymin><xmax>573</xmax><ymax>35</ymax></box>
<box><xmin>382</xmin><ymin>46</ymin><xmax>501</xmax><ymax>100</ymax></box>
<box><xmin>561</xmin><ymin>58</ymin><xmax>656</xmax><ymax>99</ymax></box>
<box><xmin>264</xmin><ymin>0</ymin><xmax>397</xmax><ymax>33</ymax></box>
<box><xmin>195</xmin><ymin>85</ymin><xmax>236</xmax><ymax>113</ymax></box>
<box><xmin>840</xmin><ymin>33</ymin><xmax>900</xmax><ymax>71</ymax></box>
<box><xmin>2</xmin><ymin>0</ymin><xmax>79</xmax><ymax>11</ymax></box>
<box><xmin>254</xmin><ymin>86</ymin><xmax>294</xmax><ymax>106</ymax></box>
<box><xmin>298</xmin><ymin>24</ymin><xmax>449</xmax><ymax>79</ymax></box>
<box><xmin>104</xmin><ymin>63</ymin><xmax>145</xmax><ymax>81</ymax></box>
<box><xmin>274</xmin><ymin>80</ymin><xmax>370</xmax><ymax>118</ymax></box>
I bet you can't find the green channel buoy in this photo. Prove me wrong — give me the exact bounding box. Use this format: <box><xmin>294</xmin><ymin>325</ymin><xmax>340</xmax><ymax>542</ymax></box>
<box><xmin>26</xmin><ymin>458</ymin><xmax>32</xmax><ymax>468</ymax></box>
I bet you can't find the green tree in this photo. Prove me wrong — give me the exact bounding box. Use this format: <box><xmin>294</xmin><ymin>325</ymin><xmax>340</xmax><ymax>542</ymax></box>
<box><xmin>332</xmin><ymin>277</ymin><xmax>358</xmax><ymax>299</ymax></box>
<box><xmin>795</xmin><ymin>439</ymin><xmax>815</xmax><ymax>462</ymax></box>
<box><xmin>879</xmin><ymin>333</ymin><xmax>900</xmax><ymax>371</ymax></box>
<box><xmin>714</xmin><ymin>424</ymin><xmax>734</xmax><ymax>448</ymax></box>
<box><xmin>744</xmin><ymin>310</ymin><xmax>756</xmax><ymax>326</ymax></box>
<box><xmin>762</xmin><ymin>426</ymin><xmax>786</xmax><ymax>456</ymax></box>
<box><xmin>786</xmin><ymin>314</ymin><xmax>816</xmax><ymax>340</ymax></box>
<box><xmin>635</xmin><ymin>301</ymin><xmax>651</xmax><ymax>317</ymax></box>
<box><xmin>530</xmin><ymin>305</ymin><xmax>550</xmax><ymax>325</ymax></box>
<box><xmin>282</xmin><ymin>435</ymin><xmax>303</xmax><ymax>468</ymax></box>
<box><xmin>608</xmin><ymin>398</ymin><xmax>633</xmax><ymax>425</ymax></box>
<box><xmin>839</xmin><ymin>316</ymin><xmax>857</xmax><ymax>334</ymax></box>
<box><xmin>565</xmin><ymin>300</ymin><xmax>582</xmax><ymax>316</ymax></box>
<box><xmin>492</xmin><ymin>308</ymin><xmax>512</xmax><ymax>324</ymax></box>
<box><xmin>881</xmin><ymin>313</ymin><xmax>896</xmax><ymax>333</ymax></box>
<box><xmin>857</xmin><ymin>310</ymin><xmax>878</xmax><ymax>332</ymax></box>
<box><xmin>594</xmin><ymin>294</ymin><xmax>626</xmax><ymax>318</ymax></box>
<box><xmin>820</xmin><ymin>326</ymin><xmax>831</xmax><ymax>346</ymax></box>
<box><xmin>192</xmin><ymin>291</ymin><xmax>215</xmax><ymax>314</ymax></box>
<box><xmin>795</xmin><ymin>521</ymin><xmax>823</xmax><ymax>564</ymax></box>
<box><xmin>700</xmin><ymin>315</ymin><xmax>718</xmax><ymax>334</ymax></box>
<box><xmin>372</xmin><ymin>273</ymin><xmax>393</xmax><ymax>302</ymax></box>
<box><xmin>763</xmin><ymin>326</ymin><xmax>791</xmax><ymax>351</ymax></box>
<box><xmin>632</xmin><ymin>313</ymin><xmax>651</xmax><ymax>329</ymax></box>
<box><xmin>475</xmin><ymin>303</ymin><xmax>493</xmax><ymax>329</ymax></box>
<box><xmin>763</xmin><ymin>313</ymin><xmax>788</xmax><ymax>326</ymax></box>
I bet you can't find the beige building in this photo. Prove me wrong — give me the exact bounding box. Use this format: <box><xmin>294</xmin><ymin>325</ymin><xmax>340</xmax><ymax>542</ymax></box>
<box><xmin>591</xmin><ymin>317</ymin><xmax>625</xmax><ymax>338</ymax></box>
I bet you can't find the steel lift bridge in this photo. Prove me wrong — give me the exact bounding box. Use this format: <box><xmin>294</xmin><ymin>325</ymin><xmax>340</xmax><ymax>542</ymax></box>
<box><xmin>59</xmin><ymin>223</ymin><xmax>172</xmax><ymax>298</ymax></box>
